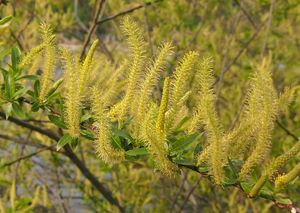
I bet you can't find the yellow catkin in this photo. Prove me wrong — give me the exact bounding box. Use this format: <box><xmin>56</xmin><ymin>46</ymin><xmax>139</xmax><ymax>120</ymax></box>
<box><xmin>239</xmin><ymin>58</ymin><xmax>278</xmax><ymax>180</ymax></box>
<box><xmin>188</xmin><ymin>56</ymin><xmax>214</xmax><ymax>132</ymax></box>
<box><xmin>91</xmin><ymin>87</ymin><xmax>125</xmax><ymax>164</ymax></box>
<box><xmin>0</xmin><ymin>198</ymin><xmax>5</xmax><ymax>213</ymax></box>
<box><xmin>117</xmin><ymin>16</ymin><xmax>146</xmax><ymax>122</ymax></box>
<box><xmin>39</xmin><ymin>23</ymin><xmax>56</xmax><ymax>101</ymax></box>
<box><xmin>188</xmin><ymin>57</ymin><xmax>224</xmax><ymax>184</ymax></box>
<box><xmin>10</xmin><ymin>179</ymin><xmax>16</xmax><ymax>211</ymax></box>
<box><xmin>42</xmin><ymin>185</ymin><xmax>50</xmax><ymax>207</ymax></box>
<box><xmin>62</xmin><ymin>49</ymin><xmax>81</xmax><ymax>138</ymax></box>
<box><xmin>166</xmin><ymin>51</ymin><xmax>199</xmax><ymax>131</ymax></box>
<box><xmin>19</xmin><ymin>43</ymin><xmax>45</xmax><ymax>68</ymax></box>
<box><xmin>78</xmin><ymin>39</ymin><xmax>99</xmax><ymax>96</ymax></box>
<box><xmin>268</xmin><ymin>141</ymin><xmax>300</xmax><ymax>178</ymax></box>
<box><xmin>31</xmin><ymin>186</ymin><xmax>41</xmax><ymax>207</ymax></box>
<box><xmin>156</xmin><ymin>77</ymin><xmax>170</xmax><ymax>134</ymax></box>
<box><xmin>100</xmin><ymin>63</ymin><xmax>129</xmax><ymax>109</ymax></box>
<box><xmin>136</xmin><ymin>43</ymin><xmax>173</xmax><ymax>135</ymax></box>
<box><xmin>275</xmin><ymin>163</ymin><xmax>300</xmax><ymax>191</ymax></box>
<box><xmin>28</xmin><ymin>54</ymin><xmax>41</xmax><ymax>75</ymax></box>
<box><xmin>278</xmin><ymin>86</ymin><xmax>300</xmax><ymax>114</ymax></box>
<box><xmin>62</xmin><ymin>40</ymin><xmax>98</xmax><ymax>138</ymax></box>
<box><xmin>143</xmin><ymin>104</ymin><xmax>178</xmax><ymax>177</ymax></box>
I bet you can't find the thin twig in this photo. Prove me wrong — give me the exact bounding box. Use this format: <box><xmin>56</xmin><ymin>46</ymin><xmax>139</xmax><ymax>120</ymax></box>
<box><xmin>233</xmin><ymin>0</ymin><xmax>257</xmax><ymax>29</ymax></box>
<box><xmin>80</xmin><ymin>0</ymin><xmax>106</xmax><ymax>59</ymax></box>
<box><xmin>177</xmin><ymin>177</ymin><xmax>201</xmax><ymax>213</ymax></box>
<box><xmin>96</xmin><ymin>0</ymin><xmax>163</xmax><ymax>25</ymax></box>
<box><xmin>2</xmin><ymin>146</ymin><xmax>54</xmax><ymax>168</ymax></box>
<box><xmin>216</xmin><ymin>9</ymin><xmax>242</xmax><ymax>104</ymax></box>
<box><xmin>276</xmin><ymin>120</ymin><xmax>299</xmax><ymax>141</ymax></box>
<box><xmin>10</xmin><ymin>30</ymin><xmax>24</xmax><ymax>50</ymax></box>
<box><xmin>169</xmin><ymin>171</ymin><xmax>188</xmax><ymax>211</ymax></box>
<box><xmin>214</xmin><ymin>18</ymin><xmax>268</xmax><ymax>86</ymax></box>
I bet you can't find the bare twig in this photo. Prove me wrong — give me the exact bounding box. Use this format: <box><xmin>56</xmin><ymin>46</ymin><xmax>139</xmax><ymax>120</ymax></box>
<box><xmin>10</xmin><ymin>30</ymin><xmax>24</xmax><ymax>50</ymax></box>
<box><xmin>276</xmin><ymin>120</ymin><xmax>299</xmax><ymax>141</ymax></box>
<box><xmin>169</xmin><ymin>172</ymin><xmax>188</xmax><ymax>211</ymax></box>
<box><xmin>216</xmin><ymin>9</ymin><xmax>242</xmax><ymax>103</ymax></box>
<box><xmin>1</xmin><ymin>146</ymin><xmax>54</xmax><ymax>168</ymax></box>
<box><xmin>96</xmin><ymin>0</ymin><xmax>163</xmax><ymax>25</ymax></box>
<box><xmin>233</xmin><ymin>0</ymin><xmax>257</xmax><ymax>29</ymax></box>
<box><xmin>80</xmin><ymin>0</ymin><xmax>106</xmax><ymax>59</ymax></box>
<box><xmin>177</xmin><ymin>177</ymin><xmax>201</xmax><ymax>213</ymax></box>
<box><xmin>214</xmin><ymin>18</ymin><xmax>268</xmax><ymax>86</ymax></box>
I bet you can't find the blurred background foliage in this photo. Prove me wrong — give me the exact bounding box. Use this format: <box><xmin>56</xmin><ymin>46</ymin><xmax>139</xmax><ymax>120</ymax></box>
<box><xmin>0</xmin><ymin>0</ymin><xmax>300</xmax><ymax>212</ymax></box>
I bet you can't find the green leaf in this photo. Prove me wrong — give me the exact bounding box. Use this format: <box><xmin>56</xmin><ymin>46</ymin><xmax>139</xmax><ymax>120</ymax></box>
<box><xmin>170</xmin><ymin>133</ymin><xmax>200</xmax><ymax>154</ymax></box>
<box><xmin>125</xmin><ymin>147</ymin><xmax>148</xmax><ymax>156</ymax></box>
<box><xmin>173</xmin><ymin>159</ymin><xmax>194</xmax><ymax>166</ymax></box>
<box><xmin>112</xmin><ymin>127</ymin><xmax>133</xmax><ymax>143</ymax></box>
<box><xmin>11</xmin><ymin>46</ymin><xmax>21</xmax><ymax>71</ymax></box>
<box><xmin>34</xmin><ymin>80</ymin><xmax>40</xmax><ymax>98</ymax></box>
<box><xmin>48</xmin><ymin>114</ymin><xmax>66</xmax><ymax>129</ymax></box>
<box><xmin>12</xmin><ymin>88</ymin><xmax>27</xmax><ymax>99</ymax></box>
<box><xmin>0</xmin><ymin>46</ymin><xmax>11</xmax><ymax>61</ymax></box>
<box><xmin>46</xmin><ymin>78</ymin><xmax>63</xmax><ymax>98</ymax></box>
<box><xmin>0</xmin><ymin>16</ymin><xmax>12</xmax><ymax>31</ymax></box>
<box><xmin>57</xmin><ymin>134</ymin><xmax>72</xmax><ymax>151</ymax></box>
<box><xmin>2</xmin><ymin>103</ymin><xmax>12</xmax><ymax>119</ymax></box>
<box><xmin>111</xmin><ymin>135</ymin><xmax>124</xmax><ymax>149</ymax></box>
<box><xmin>240</xmin><ymin>181</ymin><xmax>255</xmax><ymax>193</ymax></box>
<box><xmin>274</xmin><ymin>196</ymin><xmax>292</xmax><ymax>205</ymax></box>
<box><xmin>16</xmin><ymin>75</ymin><xmax>38</xmax><ymax>81</ymax></box>
<box><xmin>80</xmin><ymin>113</ymin><xmax>92</xmax><ymax>123</ymax></box>
<box><xmin>31</xmin><ymin>102</ymin><xmax>40</xmax><ymax>112</ymax></box>
<box><xmin>80</xmin><ymin>129</ymin><xmax>95</xmax><ymax>140</ymax></box>
<box><xmin>0</xmin><ymin>16</ymin><xmax>12</xmax><ymax>26</ymax></box>
<box><xmin>69</xmin><ymin>138</ymin><xmax>79</xmax><ymax>150</ymax></box>
<box><xmin>5</xmin><ymin>71</ymin><xmax>15</xmax><ymax>100</ymax></box>
<box><xmin>228</xmin><ymin>158</ymin><xmax>238</xmax><ymax>179</ymax></box>
<box><xmin>12</xmin><ymin>102</ymin><xmax>26</xmax><ymax>118</ymax></box>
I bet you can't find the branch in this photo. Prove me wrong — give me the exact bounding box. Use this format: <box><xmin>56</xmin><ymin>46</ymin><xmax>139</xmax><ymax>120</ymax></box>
<box><xmin>0</xmin><ymin>112</ymin><xmax>124</xmax><ymax>212</ymax></box>
<box><xmin>276</xmin><ymin>120</ymin><xmax>299</xmax><ymax>141</ymax></box>
<box><xmin>1</xmin><ymin>146</ymin><xmax>53</xmax><ymax>168</ymax></box>
<box><xmin>80</xmin><ymin>0</ymin><xmax>106</xmax><ymax>59</ymax></box>
<box><xmin>96</xmin><ymin>0</ymin><xmax>163</xmax><ymax>25</ymax></box>
<box><xmin>214</xmin><ymin>17</ymin><xmax>268</xmax><ymax>85</ymax></box>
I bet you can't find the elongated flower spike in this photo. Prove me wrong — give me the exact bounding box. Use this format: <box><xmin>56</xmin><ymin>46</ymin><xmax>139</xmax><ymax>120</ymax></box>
<box><xmin>156</xmin><ymin>77</ymin><xmax>170</xmax><ymax>134</ymax></box>
<box><xmin>166</xmin><ymin>51</ymin><xmax>199</xmax><ymax>131</ymax></box>
<box><xmin>116</xmin><ymin>16</ymin><xmax>146</xmax><ymax>122</ymax></box>
<box><xmin>197</xmin><ymin>57</ymin><xmax>224</xmax><ymax>185</ymax></box>
<box><xmin>135</xmin><ymin>42</ymin><xmax>173</xmax><ymax>135</ymax></box>
<box><xmin>20</xmin><ymin>44</ymin><xmax>45</xmax><ymax>68</ymax></box>
<box><xmin>91</xmin><ymin>87</ymin><xmax>125</xmax><ymax>164</ymax></box>
<box><xmin>239</xmin><ymin>57</ymin><xmax>278</xmax><ymax>180</ymax></box>
<box><xmin>39</xmin><ymin>23</ymin><xmax>56</xmax><ymax>101</ymax></box>
<box><xmin>79</xmin><ymin>39</ymin><xmax>99</xmax><ymax>96</ymax></box>
<box><xmin>61</xmin><ymin>48</ymin><xmax>80</xmax><ymax>138</ymax></box>
<box><xmin>61</xmin><ymin>40</ymin><xmax>98</xmax><ymax>138</ymax></box>
<box><xmin>278</xmin><ymin>86</ymin><xmax>300</xmax><ymax>114</ymax></box>
<box><xmin>249</xmin><ymin>141</ymin><xmax>300</xmax><ymax>197</ymax></box>
<box><xmin>142</xmin><ymin>102</ymin><xmax>178</xmax><ymax>177</ymax></box>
